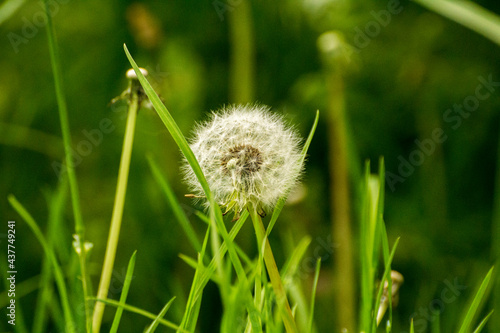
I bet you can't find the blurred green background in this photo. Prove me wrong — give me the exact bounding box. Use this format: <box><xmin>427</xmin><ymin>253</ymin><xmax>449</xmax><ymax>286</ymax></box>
<box><xmin>1</xmin><ymin>0</ymin><xmax>500</xmax><ymax>332</ymax></box>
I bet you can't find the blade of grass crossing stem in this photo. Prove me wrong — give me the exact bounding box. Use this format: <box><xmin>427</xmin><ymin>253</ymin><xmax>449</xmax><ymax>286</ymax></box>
<box><xmin>250</xmin><ymin>209</ymin><xmax>297</xmax><ymax>333</ymax></box>
<box><xmin>179</xmin><ymin>222</ymin><xmax>210</xmax><ymax>331</ymax></box>
<box><xmin>308</xmin><ymin>258</ymin><xmax>321</xmax><ymax>333</ymax></box>
<box><xmin>371</xmin><ymin>237</ymin><xmax>400</xmax><ymax>333</ymax></box>
<box><xmin>267</xmin><ymin>111</ymin><xmax>319</xmax><ymax>236</ymax></box>
<box><xmin>280</xmin><ymin>236</ymin><xmax>312</xmax><ymax>280</ymax></box>
<box><xmin>43</xmin><ymin>0</ymin><xmax>89</xmax><ymax>330</ymax></box>
<box><xmin>145</xmin><ymin>297</ymin><xmax>176</xmax><ymax>333</ymax></box>
<box><xmin>109</xmin><ymin>251</ymin><xmax>137</xmax><ymax>333</ymax></box>
<box><xmin>458</xmin><ymin>266</ymin><xmax>494</xmax><ymax>333</ymax></box>
<box><xmin>210</xmin><ymin>202</ymin><xmax>229</xmax><ymax>303</ymax></box>
<box><xmin>91</xmin><ymin>298</ymin><xmax>186</xmax><ymax>332</ymax></box>
<box><xmin>146</xmin><ymin>154</ymin><xmax>201</xmax><ymax>252</ymax></box>
<box><xmin>281</xmin><ymin>235</ymin><xmax>312</xmax><ymax>331</ymax></box>
<box><xmin>473</xmin><ymin>309</ymin><xmax>494</xmax><ymax>333</ymax></box>
<box><xmin>195</xmin><ymin>212</ymin><xmax>248</xmax><ymax>297</ymax></box>
<box><xmin>185</xmin><ymin>228</ymin><xmax>211</xmax><ymax>332</ymax></box>
<box><xmin>8</xmin><ymin>195</ymin><xmax>75</xmax><ymax>331</ymax></box>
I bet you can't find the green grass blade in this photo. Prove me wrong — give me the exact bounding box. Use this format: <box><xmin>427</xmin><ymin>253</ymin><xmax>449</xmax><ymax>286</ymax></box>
<box><xmin>473</xmin><ymin>309</ymin><xmax>494</xmax><ymax>333</ymax></box>
<box><xmin>109</xmin><ymin>251</ymin><xmax>137</xmax><ymax>333</ymax></box>
<box><xmin>195</xmin><ymin>212</ymin><xmax>248</xmax><ymax>296</ymax></box>
<box><xmin>179</xmin><ymin>223</ymin><xmax>211</xmax><ymax>331</ymax></box>
<box><xmin>33</xmin><ymin>181</ymin><xmax>68</xmax><ymax>333</ymax></box>
<box><xmin>144</xmin><ymin>297</ymin><xmax>176</xmax><ymax>333</ymax></box>
<box><xmin>410</xmin><ymin>319</ymin><xmax>415</xmax><ymax>333</ymax></box>
<box><xmin>43</xmin><ymin>0</ymin><xmax>90</xmax><ymax>329</ymax></box>
<box><xmin>360</xmin><ymin>160</ymin><xmax>373</xmax><ymax>332</ymax></box>
<box><xmin>267</xmin><ymin>110</ymin><xmax>319</xmax><ymax>236</ymax></box>
<box><xmin>90</xmin><ymin>297</ymin><xmax>186</xmax><ymax>332</ymax></box>
<box><xmin>378</xmin><ymin>220</ymin><xmax>392</xmax><ymax>328</ymax></box>
<box><xmin>371</xmin><ymin>237</ymin><xmax>400</xmax><ymax>333</ymax></box>
<box><xmin>458</xmin><ymin>266</ymin><xmax>494</xmax><ymax>333</ymax></box>
<box><xmin>8</xmin><ymin>194</ymin><xmax>75</xmax><ymax>331</ymax></box>
<box><xmin>308</xmin><ymin>258</ymin><xmax>321</xmax><ymax>333</ymax></box>
<box><xmin>413</xmin><ymin>0</ymin><xmax>500</xmax><ymax>46</ymax></box>
<box><xmin>147</xmin><ymin>154</ymin><xmax>201</xmax><ymax>252</ymax></box>
<box><xmin>124</xmin><ymin>44</ymin><xmax>211</xmax><ymax>199</ymax></box>
<box><xmin>43</xmin><ymin>0</ymin><xmax>83</xmax><ymax>235</ymax></box>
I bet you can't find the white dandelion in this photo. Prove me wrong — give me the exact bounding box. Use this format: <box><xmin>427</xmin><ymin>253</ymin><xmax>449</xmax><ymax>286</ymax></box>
<box><xmin>182</xmin><ymin>104</ymin><xmax>303</xmax><ymax>217</ymax></box>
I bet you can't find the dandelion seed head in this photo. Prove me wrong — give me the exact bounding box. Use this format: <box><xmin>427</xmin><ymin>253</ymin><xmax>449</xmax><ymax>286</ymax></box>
<box><xmin>182</xmin><ymin>104</ymin><xmax>303</xmax><ymax>215</ymax></box>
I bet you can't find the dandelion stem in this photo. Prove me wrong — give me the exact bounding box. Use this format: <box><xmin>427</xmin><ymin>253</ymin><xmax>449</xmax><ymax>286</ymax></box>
<box><xmin>92</xmin><ymin>86</ymin><xmax>139</xmax><ymax>333</ymax></box>
<box><xmin>249</xmin><ymin>208</ymin><xmax>298</xmax><ymax>333</ymax></box>
<box><xmin>228</xmin><ymin>0</ymin><xmax>255</xmax><ymax>103</ymax></box>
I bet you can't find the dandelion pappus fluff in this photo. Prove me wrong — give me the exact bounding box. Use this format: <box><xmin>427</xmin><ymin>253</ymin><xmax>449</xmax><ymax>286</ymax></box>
<box><xmin>182</xmin><ymin>104</ymin><xmax>303</xmax><ymax>218</ymax></box>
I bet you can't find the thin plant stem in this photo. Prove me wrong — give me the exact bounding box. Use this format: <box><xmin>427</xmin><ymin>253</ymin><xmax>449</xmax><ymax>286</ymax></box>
<box><xmin>326</xmin><ymin>62</ymin><xmax>355</xmax><ymax>333</ymax></box>
<box><xmin>228</xmin><ymin>0</ymin><xmax>254</xmax><ymax>103</ymax></box>
<box><xmin>43</xmin><ymin>0</ymin><xmax>90</xmax><ymax>330</ymax></box>
<box><xmin>249</xmin><ymin>208</ymin><xmax>298</xmax><ymax>333</ymax></box>
<box><xmin>92</xmin><ymin>87</ymin><xmax>139</xmax><ymax>333</ymax></box>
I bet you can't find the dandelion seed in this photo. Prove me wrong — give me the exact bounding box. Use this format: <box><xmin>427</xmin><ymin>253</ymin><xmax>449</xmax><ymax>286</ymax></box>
<box><xmin>182</xmin><ymin>104</ymin><xmax>303</xmax><ymax>217</ymax></box>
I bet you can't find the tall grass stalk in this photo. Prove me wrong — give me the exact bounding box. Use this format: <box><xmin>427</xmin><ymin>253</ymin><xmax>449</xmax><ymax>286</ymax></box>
<box><xmin>228</xmin><ymin>0</ymin><xmax>255</xmax><ymax>103</ymax></box>
<box><xmin>92</xmin><ymin>84</ymin><xmax>139</xmax><ymax>332</ymax></box>
<box><xmin>32</xmin><ymin>180</ymin><xmax>68</xmax><ymax>332</ymax></box>
<box><xmin>318</xmin><ymin>31</ymin><xmax>356</xmax><ymax>332</ymax></box>
<box><xmin>249</xmin><ymin>208</ymin><xmax>298</xmax><ymax>333</ymax></box>
<box><xmin>43</xmin><ymin>0</ymin><xmax>90</xmax><ymax>330</ymax></box>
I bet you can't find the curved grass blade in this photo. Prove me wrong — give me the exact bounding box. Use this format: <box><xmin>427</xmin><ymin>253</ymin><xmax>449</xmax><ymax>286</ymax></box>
<box><xmin>145</xmin><ymin>297</ymin><xmax>176</xmax><ymax>333</ymax></box>
<box><xmin>109</xmin><ymin>251</ymin><xmax>137</xmax><ymax>333</ymax></box>
<box><xmin>458</xmin><ymin>266</ymin><xmax>494</xmax><ymax>333</ymax></box>
<box><xmin>308</xmin><ymin>258</ymin><xmax>321</xmax><ymax>333</ymax></box>
<box><xmin>414</xmin><ymin>0</ymin><xmax>500</xmax><ymax>46</ymax></box>
<box><xmin>473</xmin><ymin>309</ymin><xmax>494</xmax><ymax>333</ymax></box>
<box><xmin>147</xmin><ymin>154</ymin><xmax>201</xmax><ymax>252</ymax></box>
<box><xmin>90</xmin><ymin>297</ymin><xmax>186</xmax><ymax>332</ymax></box>
<box><xmin>371</xmin><ymin>237</ymin><xmax>400</xmax><ymax>332</ymax></box>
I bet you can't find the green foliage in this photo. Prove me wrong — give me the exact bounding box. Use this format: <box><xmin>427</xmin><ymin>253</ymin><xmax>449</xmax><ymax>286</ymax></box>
<box><xmin>1</xmin><ymin>0</ymin><xmax>499</xmax><ymax>332</ymax></box>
